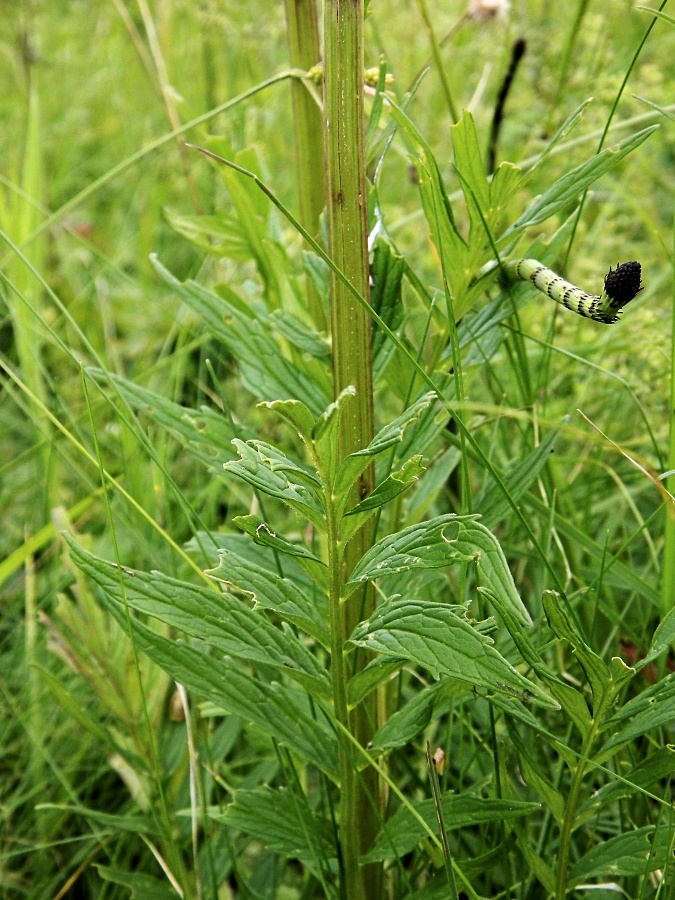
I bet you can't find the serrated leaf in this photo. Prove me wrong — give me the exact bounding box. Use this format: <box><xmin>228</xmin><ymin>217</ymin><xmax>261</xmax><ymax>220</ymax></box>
<box><xmin>220</xmin><ymin>786</ymin><xmax>336</xmax><ymax>863</ymax></box>
<box><xmin>363</xmin><ymin>794</ymin><xmax>540</xmax><ymax>862</ymax></box>
<box><xmin>151</xmin><ymin>255</ymin><xmax>329</xmax><ymax>415</ymax></box>
<box><xmin>334</xmin><ymin>393</ymin><xmax>436</xmax><ymax>503</ymax></box>
<box><xmin>542</xmin><ymin>591</ymin><xmax>611</xmax><ymax>714</ymax></box>
<box><xmin>207</xmin><ymin>547</ymin><xmax>330</xmax><ymax>650</ymax></box>
<box><xmin>478</xmin><ymin>428</ymin><xmax>560</xmax><ymax>530</ymax></box>
<box><xmin>480</xmin><ymin>587</ymin><xmax>590</xmax><ymax>739</ymax></box>
<box><xmin>348</xmin><ymin>599</ymin><xmax>556</xmax><ymax>708</ymax></box>
<box><xmin>503</xmin><ymin>125</ymin><xmax>658</xmax><ymax>239</ymax></box>
<box><xmin>599</xmin><ymin>671</ymin><xmax>675</xmax><ymax>758</ymax></box>
<box><xmin>387</xmin><ymin>103</ymin><xmax>468</xmax><ymax>301</ymax></box>
<box><xmin>224</xmin><ymin>439</ymin><xmax>325</xmax><ymax>531</ymax></box>
<box><xmin>569</xmin><ymin>825</ymin><xmax>674</xmax><ymax>883</ymax></box>
<box><xmin>233</xmin><ymin>515</ymin><xmax>329</xmax><ymax>592</ymax></box>
<box><xmin>66</xmin><ymin>539</ymin><xmax>331</xmax><ymax>701</ymax></box>
<box><xmin>88</xmin><ymin>368</ymin><xmax>241</xmax><ymax>473</ymax></box>
<box><xmin>340</xmin><ymin>456</ymin><xmax>424</xmax><ymax>528</ymax></box>
<box><xmin>91</xmin><ymin>580</ymin><xmax>339</xmax><ymax>778</ymax></box>
<box><xmin>369</xmin><ymin>679</ymin><xmax>467</xmax><ymax>751</ymax></box>
<box><xmin>347</xmin><ymin>514</ymin><xmax>532</xmax><ymax>628</ymax></box>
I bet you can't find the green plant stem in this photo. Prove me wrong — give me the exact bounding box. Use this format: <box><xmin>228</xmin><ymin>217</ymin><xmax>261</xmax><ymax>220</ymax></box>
<box><xmin>323</xmin><ymin>1</ymin><xmax>380</xmax><ymax>896</ymax></box>
<box><xmin>284</xmin><ymin>0</ymin><xmax>327</xmax><ymax>331</ymax></box>
<box><xmin>555</xmin><ymin>730</ymin><xmax>595</xmax><ymax>900</ymax></box>
<box><xmin>662</xmin><ymin>203</ymin><xmax>675</xmax><ymax>617</ymax></box>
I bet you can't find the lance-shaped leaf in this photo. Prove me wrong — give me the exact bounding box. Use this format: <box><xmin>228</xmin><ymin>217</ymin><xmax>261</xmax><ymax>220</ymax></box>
<box><xmin>88</xmin><ymin>369</ymin><xmax>243</xmax><ymax>473</ymax></box>
<box><xmin>370</xmin><ymin>238</ymin><xmax>405</xmax><ymax>377</ymax></box>
<box><xmin>334</xmin><ymin>393</ymin><xmax>436</xmax><ymax>508</ymax></box>
<box><xmin>234</xmin><ymin>516</ymin><xmax>329</xmax><ymax>593</ymax></box>
<box><xmin>569</xmin><ymin>825</ymin><xmax>674</xmax><ymax>884</ymax></box>
<box><xmin>70</xmin><ymin>556</ymin><xmax>338</xmax><ymax>778</ymax></box>
<box><xmin>348</xmin><ymin>600</ymin><xmax>556</xmax><ymax>708</ymax></box>
<box><xmin>224</xmin><ymin>439</ymin><xmax>325</xmax><ymax>531</ymax></box>
<box><xmin>151</xmin><ymin>255</ymin><xmax>329</xmax><ymax>415</ymax></box>
<box><xmin>480</xmin><ymin>587</ymin><xmax>591</xmax><ymax>739</ymax></box>
<box><xmin>363</xmin><ymin>794</ymin><xmax>540</xmax><ymax>862</ymax></box>
<box><xmin>347</xmin><ymin>514</ymin><xmax>532</xmax><ymax>627</ymax></box>
<box><xmin>598</xmin><ymin>671</ymin><xmax>675</xmax><ymax>759</ymax></box>
<box><xmin>387</xmin><ymin>103</ymin><xmax>468</xmax><ymax>301</ymax></box>
<box><xmin>220</xmin><ymin>786</ymin><xmax>336</xmax><ymax>865</ymax></box>
<box><xmin>340</xmin><ymin>456</ymin><xmax>425</xmax><ymax>544</ymax></box>
<box><xmin>502</xmin><ymin>126</ymin><xmax>658</xmax><ymax>240</ymax></box>
<box><xmin>67</xmin><ymin>540</ymin><xmax>331</xmax><ymax>701</ymax></box>
<box><xmin>207</xmin><ymin>547</ymin><xmax>330</xmax><ymax>650</ymax></box>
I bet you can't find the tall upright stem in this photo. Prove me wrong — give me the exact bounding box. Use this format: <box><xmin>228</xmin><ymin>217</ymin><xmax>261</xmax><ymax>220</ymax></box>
<box><xmin>323</xmin><ymin>2</ymin><xmax>380</xmax><ymax>896</ymax></box>
<box><xmin>284</xmin><ymin>0</ymin><xmax>327</xmax><ymax>330</ymax></box>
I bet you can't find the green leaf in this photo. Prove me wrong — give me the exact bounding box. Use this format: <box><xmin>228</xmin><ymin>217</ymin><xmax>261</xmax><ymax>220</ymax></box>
<box><xmin>268</xmin><ymin>309</ymin><xmax>331</xmax><ymax>360</ymax></box>
<box><xmin>348</xmin><ymin>599</ymin><xmax>556</xmax><ymax>708</ymax></box>
<box><xmin>387</xmin><ymin>102</ymin><xmax>468</xmax><ymax>300</ymax></box>
<box><xmin>346</xmin><ymin>657</ymin><xmax>406</xmax><ymax>707</ymax></box>
<box><xmin>480</xmin><ymin>588</ymin><xmax>591</xmax><ymax>739</ymax></box>
<box><xmin>220</xmin><ymin>786</ymin><xmax>336</xmax><ymax>863</ymax></box>
<box><xmin>478</xmin><ymin>428</ymin><xmax>560</xmax><ymax>530</ymax></box>
<box><xmin>206</xmin><ymin>547</ymin><xmax>330</xmax><ymax>650</ymax></box>
<box><xmin>151</xmin><ymin>255</ymin><xmax>329</xmax><ymax>415</ymax></box>
<box><xmin>542</xmin><ymin>591</ymin><xmax>612</xmax><ymax>714</ymax></box>
<box><xmin>259</xmin><ymin>398</ymin><xmax>316</xmax><ymax>443</ymax></box>
<box><xmin>577</xmin><ymin>746</ymin><xmax>675</xmax><ymax>827</ymax></box>
<box><xmin>164</xmin><ymin>207</ymin><xmax>250</xmax><ymax>260</ymax></box>
<box><xmin>66</xmin><ymin>540</ymin><xmax>331</xmax><ymax>700</ymax></box>
<box><xmin>640</xmin><ymin>605</ymin><xmax>675</xmax><ymax>670</ymax></box>
<box><xmin>369</xmin><ymin>679</ymin><xmax>468</xmax><ymax>751</ymax></box>
<box><xmin>363</xmin><ymin>795</ymin><xmax>540</xmax><ymax>862</ymax></box>
<box><xmin>506</xmin><ymin>721</ymin><xmax>565</xmax><ymax>823</ymax></box>
<box><xmin>97</xmin><ymin>865</ymin><xmax>177</xmax><ymax>900</ymax></box>
<box><xmin>88</xmin><ymin>369</ymin><xmax>241</xmax><ymax>472</ymax></box>
<box><xmin>233</xmin><ymin>515</ymin><xmax>329</xmax><ymax>593</ymax></box>
<box><xmin>224</xmin><ymin>439</ymin><xmax>326</xmax><ymax>531</ymax></box>
<box><xmin>569</xmin><ymin>825</ymin><xmax>674</xmax><ymax>883</ymax></box>
<box><xmin>334</xmin><ymin>393</ymin><xmax>436</xmax><ymax>504</ymax></box>
<box><xmin>94</xmin><ymin>585</ymin><xmax>339</xmax><ymax>778</ymax></box>
<box><xmin>371</xmin><ymin>237</ymin><xmax>405</xmax><ymax>374</ymax></box>
<box><xmin>347</xmin><ymin>514</ymin><xmax>532</xmax><ymax>628</ymax></box>
<box><xmin>599</xmin><ymin>671</ymin><xmax>675</xmax><ymax>758</ymax></box>
<box><xmin>503</xmin><ymin>125</ymin><xmax>658</xmax><ymax>238</ymax></box>
<box><xmin>311</xmin><ymin>386</ymin><xmax>357</xmax><ymax>489</ymax></box>
<box><xmin>341</xmin><ymin>456</ymin><xmax>425</xmax><ymax>540</ymax></box>
<box><xmin>451</xmin><ymin>112</ymin><xmax>490</xmax><ymax>241</ymax></box>
<box><xmin>40</xmin><ymin>805</ymin><xmax>157</xmax><ymax>836</ymax></box>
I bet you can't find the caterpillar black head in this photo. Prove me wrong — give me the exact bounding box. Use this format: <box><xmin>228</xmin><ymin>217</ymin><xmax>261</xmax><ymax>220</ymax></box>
<box><xmin>604</xmin><ymin>261</ymin><xmax>643</xmax><ymax>311</ymax></box>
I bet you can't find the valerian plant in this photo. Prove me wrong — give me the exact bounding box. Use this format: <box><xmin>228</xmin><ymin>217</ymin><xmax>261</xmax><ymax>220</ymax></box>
<box><xmin>57</xmin><ymin>18</ymin><xmax>675</xmax><ymax>900</ymax></box>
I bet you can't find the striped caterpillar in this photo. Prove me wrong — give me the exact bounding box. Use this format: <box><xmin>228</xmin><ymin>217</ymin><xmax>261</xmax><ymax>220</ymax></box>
<box><xmin>504</xmin><ymin>258</ymin><xmax>643</xmax><ymax>324</ymax></box>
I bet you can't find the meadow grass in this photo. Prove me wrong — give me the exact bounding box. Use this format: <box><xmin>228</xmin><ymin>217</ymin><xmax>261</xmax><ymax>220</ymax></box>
<box><xmin>1</xmin><ymin>1</ymin><xmax>675</xmax><ymax>898</ymax></box>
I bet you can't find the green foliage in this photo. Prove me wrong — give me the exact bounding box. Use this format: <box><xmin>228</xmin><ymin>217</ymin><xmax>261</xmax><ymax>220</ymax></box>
<box><xmin>2</xmin><ymin>2</ymin><xmax>675</xmax><ymax>899</ymax></box>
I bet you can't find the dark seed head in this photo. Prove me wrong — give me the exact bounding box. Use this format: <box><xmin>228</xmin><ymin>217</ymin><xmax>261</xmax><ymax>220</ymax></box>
<box><xmin>604</xmin><ymin>260</ymin><xmax>643</xmax><ymax>310</ymax></box>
